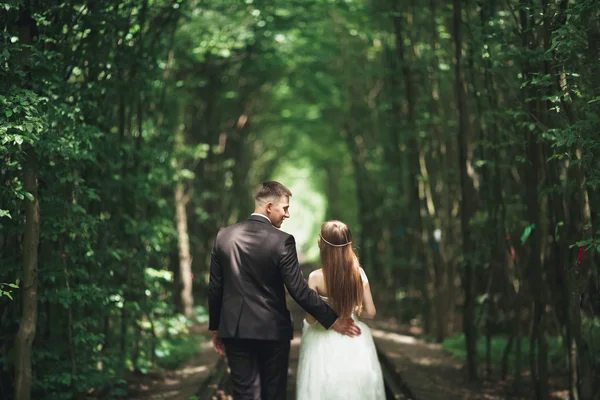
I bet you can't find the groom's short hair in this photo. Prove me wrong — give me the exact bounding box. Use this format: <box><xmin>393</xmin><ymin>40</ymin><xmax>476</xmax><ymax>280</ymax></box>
<box><xmin>254</xmin><ymin>181</ymin><xmax>292</xmax><ymax>204</ymax></box>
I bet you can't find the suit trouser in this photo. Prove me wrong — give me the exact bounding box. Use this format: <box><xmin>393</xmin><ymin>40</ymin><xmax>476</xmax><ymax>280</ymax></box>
<box><xmin>222</xmin><ymin>338</ymin><xmax>291</xmax><ymax>400</ymax></box>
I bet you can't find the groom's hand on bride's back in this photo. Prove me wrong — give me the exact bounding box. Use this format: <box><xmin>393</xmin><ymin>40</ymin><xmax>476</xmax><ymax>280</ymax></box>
<box><xmin>331</xmin><ymin>318</ymin><xmax>361</xmax><ymax>337</ymax></box>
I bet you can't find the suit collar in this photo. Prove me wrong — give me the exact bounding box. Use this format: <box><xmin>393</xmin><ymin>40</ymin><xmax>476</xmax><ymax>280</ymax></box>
<box><xmin>248</xmin><ymin>214</ymin><xmax>273</xmax><ymax>225</ymax></box>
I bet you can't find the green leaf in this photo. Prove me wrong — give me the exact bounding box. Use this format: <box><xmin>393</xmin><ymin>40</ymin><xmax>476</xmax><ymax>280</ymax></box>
<box><xmin>180</xmin><ymin>169</ymin><xmax>195</xmax><ymax>179</ymax></box>
<box><xmin>0</xmin><ymin>209</ymin><xmax>11</xmax><ymax>219</ymax></box>
<box><xmin>15</xmin><ymin>135</ymin><xmax>23</xmax><ymax>145</ymax></box>
<box><xmin>8</xmin><ymin>284</ymin><xmax>19</xmax><ymax>289</ymax></box>
<box><xmin>588</xmin><ymin>97</ymin><xmax>600</xmax><ymax>104</ymax></box>
<box><xmin>87</xmin><ymin>190</ymin><xmax>100</xmax><ymax>201</ymax></box>
<box><xmin>24</xmin><ymin>192</ymin><xmax>34</xmax><ymax>201</ymax></box>
<box><xmin>521</xmin><ymin>224</ymin><xmax>535</xmax><ymax>244</ymax></box>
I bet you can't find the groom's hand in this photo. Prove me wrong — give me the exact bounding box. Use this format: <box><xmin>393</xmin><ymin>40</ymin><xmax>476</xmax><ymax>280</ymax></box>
<box><xmin>212</xmin><ymin>332</ymin><xmax>225</xmax><ymax>356</ymax></box>
<box><xmin>332</xmin><ymin>318</ymin><xmax>361</xmax><ymax>337</ymax></box>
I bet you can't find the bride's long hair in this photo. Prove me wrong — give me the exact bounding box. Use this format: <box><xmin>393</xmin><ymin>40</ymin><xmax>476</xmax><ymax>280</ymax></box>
<box><xmin>319</xmin><ymin>220</ymin><xmax>363</xmax><ymax>319</ymax></box>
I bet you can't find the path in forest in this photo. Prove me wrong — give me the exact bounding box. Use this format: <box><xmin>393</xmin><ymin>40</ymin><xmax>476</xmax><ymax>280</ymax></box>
<box><xmin>130</xmin><ymin>329</ymin><xmax>218</xmax><ymax>399</ymax></box>
<box><xmin>132</xmin><ymin>317</ymin><xmax>571</xmax><ymax>400</ymax></box>
<box><xmin>130</xmin><ymin>309</ymin><xmax>467</xmax><ymax>400</ymax></box>
<box><xmin>131</xmin><ymin>263</ymin><xmax>571</xmax><ymax>400</ymax></box>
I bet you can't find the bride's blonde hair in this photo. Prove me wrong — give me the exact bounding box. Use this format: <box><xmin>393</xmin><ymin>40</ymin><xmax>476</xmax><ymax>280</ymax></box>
<box><xmin>319</xmin><ymin>220</ymin><xmax>363</xmax><ymax>319</ymax></box>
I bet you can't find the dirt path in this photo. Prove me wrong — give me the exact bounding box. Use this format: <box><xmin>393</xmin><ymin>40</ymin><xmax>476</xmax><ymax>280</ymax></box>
<box><xmin>368</xmin><ymin>318</ymin><xmax>570</xmax><ymax>400</ymax></box>
<box><xmin>130</xmin><ymin>328</ymin><xmax>221</xmax><ymax>400</ymax></box>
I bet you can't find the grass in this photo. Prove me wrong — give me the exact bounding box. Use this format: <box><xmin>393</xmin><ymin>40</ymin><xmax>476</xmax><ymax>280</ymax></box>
<box><xmin>442</xmin><ymin>317</ymin><xmax>600</xmax><ymax>373</ymax></box>
<box><xmin>441</xmin><ymin>334</ymin><xmax>566</xmax><ymax>374</ymax></box>
<box><xmin>442</xmin><ymin>318</ymin><xmax>600</xmax><ymax>376</ymax></box>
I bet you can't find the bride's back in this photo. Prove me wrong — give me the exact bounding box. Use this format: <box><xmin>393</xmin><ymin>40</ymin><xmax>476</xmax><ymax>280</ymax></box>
<box><xmin>316</xmin><ymin>221</ymin><xmax>364</xmax><ymax>319</ymax></box>
<box><xmin>309</xmin><ymin>266</ymin><xmax>367</xmax><ymax>315</ymax></box>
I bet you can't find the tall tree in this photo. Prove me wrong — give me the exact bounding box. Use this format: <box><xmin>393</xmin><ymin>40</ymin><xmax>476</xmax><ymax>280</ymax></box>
<box><xmin>452</xmin><ymin>0</ymin><xmax>478</xmax><ymax>381</ymax></box>
<box><xmin>13</xmin><ymin>4</ymin><xmax>40</xmax><ymax>399</ymax></box>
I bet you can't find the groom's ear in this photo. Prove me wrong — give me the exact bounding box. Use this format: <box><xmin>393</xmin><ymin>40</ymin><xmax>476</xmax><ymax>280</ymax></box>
<box><xmin>265</xmin><ymin>201</ymin><xmax>273</xmax><ymax>213</ymax></box>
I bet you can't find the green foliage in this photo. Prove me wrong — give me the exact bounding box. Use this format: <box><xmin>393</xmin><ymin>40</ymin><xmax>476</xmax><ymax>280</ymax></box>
<box><xmin>2</xmin><ymin>0</ymin><xmax>600</xmax><ymax>397</ymax></box>
<box><xmin>520</xmin><ymin>224</ymin><xmax>535</xmax><ymax>245</ymax></box>
<box><xmin>442</xmin><ymin>334</ymin><xmax>566</xmax><ymax>374</ymax></box>
<box><xmin>137</xmin><ymin>306</ymin><xmax>208</xmax><ymax>372</ymax></box>
<box><xmin>0</xmin><ymin>0</ymin><xmax>190</xmax><ymax>398</ymax></box>
<box><xmin>0</xmin><ymin>283</ymin><xmax>19</xmax><ymax>300</ymax></box>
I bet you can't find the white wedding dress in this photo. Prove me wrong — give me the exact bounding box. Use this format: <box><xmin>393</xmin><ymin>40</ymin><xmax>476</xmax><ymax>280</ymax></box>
<box><xmin>296</xmin><ymin>292</ymin><xmax>386</xmax><ymax>399</ymax></box>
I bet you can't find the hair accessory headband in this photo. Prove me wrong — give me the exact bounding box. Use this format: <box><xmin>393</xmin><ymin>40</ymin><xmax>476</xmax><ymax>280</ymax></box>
<box><xmin>319</xmin><ymin>233</ymin><xmax>352</xmax><ymax>247</ymax></box>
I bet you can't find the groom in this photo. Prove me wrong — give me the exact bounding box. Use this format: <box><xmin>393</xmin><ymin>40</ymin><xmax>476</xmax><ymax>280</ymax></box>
<box><xmin>208</xmin><ymin>181</ymin><xmax>360</xmax><ymax>399</ymax></box>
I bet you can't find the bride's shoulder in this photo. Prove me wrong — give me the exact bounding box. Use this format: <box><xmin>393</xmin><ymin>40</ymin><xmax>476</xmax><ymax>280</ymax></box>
<box><xmin>358</xmin><ymin>266</ymin><xmax>369</xmax><ymax>284</ymax></box>
<box><xmin>308</xmin><ymin>268</ymin><xmax>323</xmax><ymax>281</ymax></box>
<box><xmin>307</xmin><ymin>268</ymin><xmax>324</xmax><ymax>289</ymax></box>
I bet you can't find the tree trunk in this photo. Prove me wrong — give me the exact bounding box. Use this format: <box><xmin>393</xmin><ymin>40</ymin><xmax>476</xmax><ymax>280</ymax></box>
<box><xmin>548</xmin><ymin>2</ymin><xmax>595</xmax><ymax>398</ymax></box>
<box><xmin>569</xmin><ymin>149</ymin><xmax>594</xmax><ymax>400</ymax></box>
<box><xmin>175</xmin><ymin>179</ymin><xmax>193</xmax><ymax>317</ymax></box>
<box><xmin>391</xmin><ymin>1</ymin><xmax>434</xmax><ymax>336</ymax></box>
<box><xmin>382</xmin><ymin>41</ymin><xmax>409</xmax><ymax>315</ymax></box>
<box><xmin>523</xmin><ymin>45</ymin><xmax>548</xmax><ymax>400</ymax></box>
<box><xmin>500</xmin><ymin>335</ymin><xmax>514</xmax><ymax>380</ymax></box>
<box><xmin>519</xmin><ymin>2</ymin><xmax>548</xmax><ymax>396</ymax></box>
<box><xmin>515</xmin><ymin>308</ymin><xmax>522</xmax><ymax>390</ymax></box>
<box><xmin>14</xmin><ymin>3</ymin><xmax>40</xmax><ymax>398</ymax></box>
<box><xmin>427</xmin><ymin>0</ymin><xmax>451</xmax><ymax>338</ymax></box>
<box><xmin>452</xmin><ymin>0</ymin><xmax>477</xmax><ymax>381</ymax></box>
<box><xmin>15</xmin><ymin>150</ymin><xmax>40</xmax><ymax>400</ymax></box>
<box><xmin>324</xmin><ymin>165</ymin><xmax>343</xmax><ymax>220</ymax></box>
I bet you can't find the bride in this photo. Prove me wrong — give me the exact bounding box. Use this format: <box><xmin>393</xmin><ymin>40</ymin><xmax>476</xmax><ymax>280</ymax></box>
<box><xmin>296</xmin><ymin>220</ymin><xmax>386</xmax><ymax>399</ymax></box>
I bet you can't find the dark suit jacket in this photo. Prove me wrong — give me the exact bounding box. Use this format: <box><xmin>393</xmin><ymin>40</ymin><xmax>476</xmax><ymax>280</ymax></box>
<box><xmin>208</xmin><ymin>215</ymin><xmax>338</xmax><ymax>340</ymax></box>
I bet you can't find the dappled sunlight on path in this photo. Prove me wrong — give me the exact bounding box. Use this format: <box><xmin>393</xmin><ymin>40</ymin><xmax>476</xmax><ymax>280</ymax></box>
<box><xmin>371</xmin><ymin>325</ymin><xmax>570</xmax><ymax>400</ymax></box>
<box><xmin>373</xmin><ymin>327</ymin><xmax>469</xmax><ymax>400</ymax></box>
<box><xmin>372</xmin><ymin>329</ymin><xmax>419</xmax><ymax>345</ymax></box>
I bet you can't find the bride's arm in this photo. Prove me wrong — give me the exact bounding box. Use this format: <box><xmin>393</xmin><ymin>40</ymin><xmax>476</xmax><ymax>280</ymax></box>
<box><xmin>360</xmin><ymin>269</ymin><xmax>377</xmax><ymax>319</ymax></box>
<box><xmin>305</xmin><ymin>271</ymin><xmax>319</xmax><ymax>325</ymax></box>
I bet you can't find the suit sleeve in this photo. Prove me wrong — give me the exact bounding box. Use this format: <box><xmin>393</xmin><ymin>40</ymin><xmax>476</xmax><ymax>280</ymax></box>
<box><xmin>208</xmin><ymin>233</ymin><xmax>223</xmax><ymax>331</ymax></box>
<box><xmin>279</xmin><ymin>235</ymin><xmax>338</xmax><ymax>329</ymax></box>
